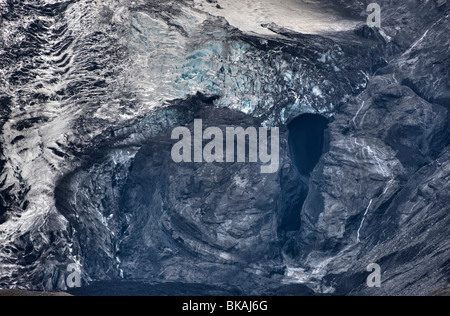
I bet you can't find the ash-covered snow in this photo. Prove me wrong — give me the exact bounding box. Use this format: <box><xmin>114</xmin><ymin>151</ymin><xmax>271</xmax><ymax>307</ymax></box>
<box><xmin>192</xmin><ymin>0</ymin><xmax>359</xmax><ymax>36</ymax></box>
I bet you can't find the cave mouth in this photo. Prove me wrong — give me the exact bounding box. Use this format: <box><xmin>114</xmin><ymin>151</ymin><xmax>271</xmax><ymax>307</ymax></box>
<box><xmin>278</xmin><ymin>114</ymin><xmax>329</xmax><ymax>239</ymax></box>
<box><xmin>288</xmin><ymin>114</ymin><xmax>329</xmax><ymax>177</ymax></box>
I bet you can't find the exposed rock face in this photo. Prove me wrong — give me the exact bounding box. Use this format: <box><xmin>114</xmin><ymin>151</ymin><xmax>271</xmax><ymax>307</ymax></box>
<box><xmin>0</xmin><ymin>0</ymin><xmax>449</xmax><ymax>295</ymax></box>
<box><xmin>289</xmin><ymin>0</ymin><xmax>450</xmax><ymax>295</ymax></box>
<box><xmin>119</xmin><ymin>107</ymin><xmax>286</xmax><ymax>282</ymax></box>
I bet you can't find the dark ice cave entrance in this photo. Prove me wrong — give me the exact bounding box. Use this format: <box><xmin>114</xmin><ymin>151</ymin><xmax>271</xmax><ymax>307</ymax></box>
<box><xmin>288</xmin><ymin>114</ymin><xmax>329</xmax><ymax>177</ymax></box>
<box><xmin>278</xmin><ymin>114</ymin><xmax>329</xmax><ymax>240</ymax></box>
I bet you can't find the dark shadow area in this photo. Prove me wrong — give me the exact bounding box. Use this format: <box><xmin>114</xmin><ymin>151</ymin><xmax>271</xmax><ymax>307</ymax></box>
<box><xmin>278</xmin><ymin>114</ymin><xmax>329</xmax><ymax>240</ymax></box>
<box><xmin>67</xmin><ymin>280</ymin><xmax>318</xmax><ymax>296</ymax></box>
<box><xmin>67</xmin><ymin>281</ymin><xmax>243</xmax><ymax>296</ymax></box>
<box><xmin>0</xmin><ymin>96</ymin><xmax>11</xmax><ymax>225</ymax></box>
<box><xmin>278</xmin><ymin>176</ymin><xmax>308</xmax><ymax>236</ymax></box>
<box><xmin>0</xmin><ymin>185</ymin><xmax>13</xmax><ymax>225</ymax></box>
<box><xmin>0</xmin><ymin>203</ymin><xmax>7</xmax><ymax>225</ymax></box>
<box><xmin>288</xmin><ymin>114</ymin><xmax>329</xmax><ymax>177</ymax></box>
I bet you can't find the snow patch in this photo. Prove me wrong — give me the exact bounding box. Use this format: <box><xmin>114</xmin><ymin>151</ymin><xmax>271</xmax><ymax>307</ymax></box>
<box><xmin>193</xmin><ymin>0</ymin><xmax>359</xmax><ymax>36</ymax></box>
